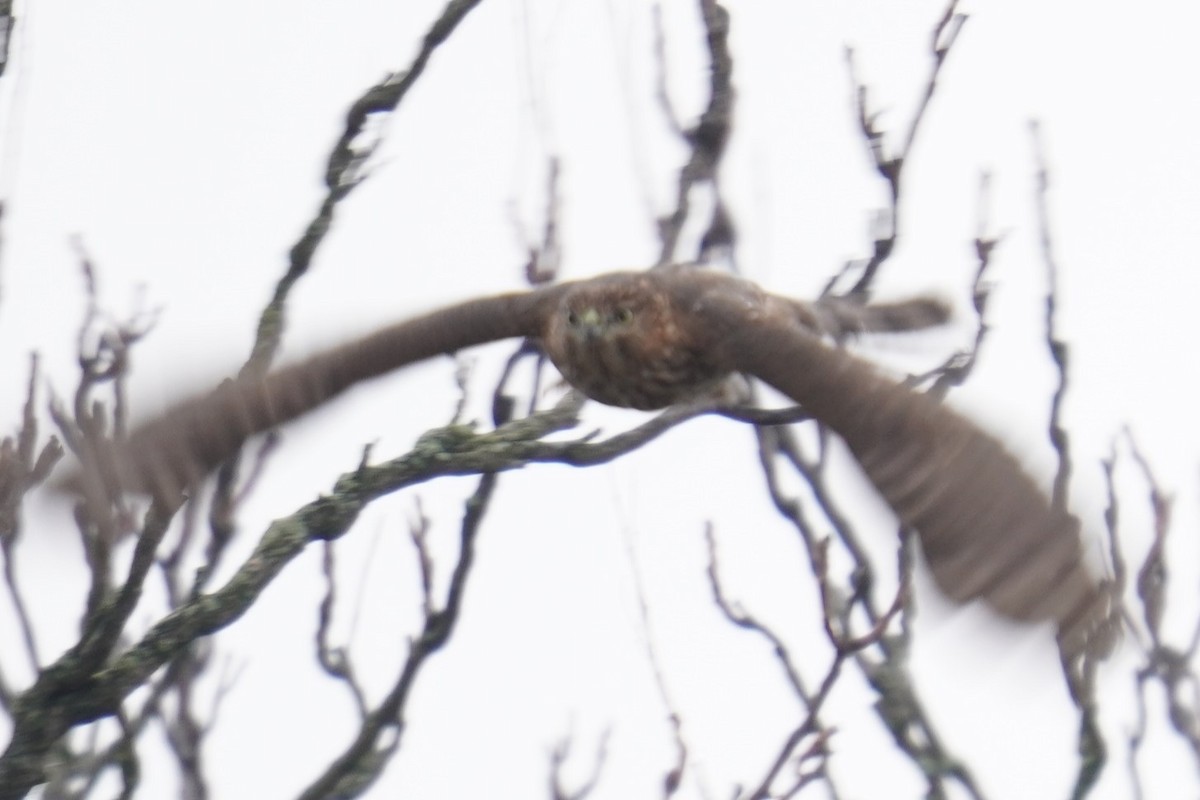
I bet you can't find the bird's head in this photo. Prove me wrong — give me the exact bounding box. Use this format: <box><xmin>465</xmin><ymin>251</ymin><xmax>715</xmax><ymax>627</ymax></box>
<box><xmin>541</xmin><ymin>273</ymin><xmax>723</xmax><ymax>409</ymax></box>
<box><xmin>563</xmin><ymin>301</ymin><xmax>638</xmax><ymax>341</ymax></box>
<box><xmin>550</xmin><ymin>277</ymin><xmax>665</xmax><ymax>349</ymax></box>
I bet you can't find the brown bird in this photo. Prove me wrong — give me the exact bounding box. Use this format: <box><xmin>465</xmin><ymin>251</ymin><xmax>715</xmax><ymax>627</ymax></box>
<box><xmin>63</xmin><ymin>265</ymin><xmax>1113</xmax><ymax>656</ymax></box>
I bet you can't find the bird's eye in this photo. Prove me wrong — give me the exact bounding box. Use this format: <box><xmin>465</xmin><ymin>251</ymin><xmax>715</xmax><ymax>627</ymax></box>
<box><xmin>613</xmin><ymin>307</ymin><xmax>633</xmax><ymax>324</ymax></box>
<box><xmin>567</xmin><ymin>311</ymin><xmax>579</xmax><ymax>326</ymax></box>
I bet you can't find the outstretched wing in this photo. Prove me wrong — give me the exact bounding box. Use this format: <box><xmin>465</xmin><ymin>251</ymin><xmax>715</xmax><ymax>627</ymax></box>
<box><xmin>711</xmin><ymin>298</ymin><xmax>1112</xmax><ymax>656</ymax></box>
<box><xmin>57</xmin><ymin>263</ymin><xmax>1112</xmax><ymax>655</ymax></box>
<box><xmin>802</xmin><ymin>295</ymin><xmax>953</xmax><ymax>338</ymax></box>
<box><xmin>65</xmin><ymin>288</ymin><xmax>566</xmax><ymax>505</ymax></box>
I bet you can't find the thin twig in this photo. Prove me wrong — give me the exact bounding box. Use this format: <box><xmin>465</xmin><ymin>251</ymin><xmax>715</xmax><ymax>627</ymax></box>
<box><xmin>297</xmin><ymin>471</ymin><xmax>500</xmax><ymax>799</ymax></box>
<box><xmin>655</xmin><ymin>0</ymin><xmax>735</xmax><ymax>266</ymax></box>
<box><xmin>1030</xmin><ymin>121</ymin><xmax>1074</xmax><ymax>512</ymax></box>
<box><xmin>846</xmin><ymin>0</ymin><xmax>967</xmax><ymax>296</ymax></box>
<box><xmin>621</xmin><ymin>523</ymin><xmax>689</xmax><ymax>797</ymax></box>
<box><xmin>548</xmin><ymin>729</ymin><xmax>610</xmax><ymax>800</ymax></box>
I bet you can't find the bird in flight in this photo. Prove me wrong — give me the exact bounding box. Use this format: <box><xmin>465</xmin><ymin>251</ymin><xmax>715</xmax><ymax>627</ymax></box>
<box><xmin>60</xmin><ymin>265</ymin><xmax>1114</xmax><ymax>657</ymax></box>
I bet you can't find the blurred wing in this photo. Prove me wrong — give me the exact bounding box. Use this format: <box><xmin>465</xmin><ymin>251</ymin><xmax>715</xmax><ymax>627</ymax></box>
<box><xmin>63</xmin><ymin>288</ymin><xmax>565</xmax><ymax>504</ymax></box>
<box><xmin>804</xmin><ymin>295</ymin><xmax>952</xmax><ymax>337</ymax></box>
<box><xmin>715</xmin><ymin>309</ymin><xmax>1112</xmax><ymax>656</ymax></box>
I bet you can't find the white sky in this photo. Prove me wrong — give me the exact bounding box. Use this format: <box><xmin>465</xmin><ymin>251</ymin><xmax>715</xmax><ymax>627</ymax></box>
<box><xmin>1</xmin><ymin>0</ymin><xmax>1198</xmax><ymax>798</ymax></box>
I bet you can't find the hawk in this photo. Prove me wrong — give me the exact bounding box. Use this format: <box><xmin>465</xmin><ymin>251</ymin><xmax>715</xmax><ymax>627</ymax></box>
<box><xmin>60</xmin><ymin>265</ymin><xmax>1114</xmax><ymax>656</ymax></box>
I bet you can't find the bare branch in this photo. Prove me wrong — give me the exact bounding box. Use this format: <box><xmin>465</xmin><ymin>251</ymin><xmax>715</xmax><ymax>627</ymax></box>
<box><xmin>655</xmin><ymin>0</ymin><xmax>735</xmax><ymax>266</ymax></box>
<box><xmin>705</xmin><ymin>525</ymin><xmax>845</xmax><ymax>799</ymax></box>
<box><xmin>316</xmin><ymin>540</ymin><xmax>369</xmax><ymax>719</ymax></box>
<box><xmin>1030</xmin><ymin>121</ymin><xmax>1074</xmax><ymax>512</ymax></box>
<box><xmin>246</xmin><ymin>0</ymin><xmax>488</xmax><ymax>377</ymax></box>
<box><xmin>622</xmin><ymin>523</ymin><xmax>689</xmax><ymax>797</ymax></box>
<box><xmin>741</xmin><ymin>659</ymin><xmax>844</xmax><ymax>800</ymax></box>
<box><xmin>0</xmin><ymin>354</ymin><xmax>63</xmax><ymax>680</ymax></box>
<box><xmin>845</xmin><ymin>0</ymin><xmax>967</xmax><ymax>296</ymax></box>
<box><xmin>548</xmin><ymin>729</ymin><xmax>610</xmax><ymax>800</ymax></box>
<box><xmin>297</xmin><ymin>470</ymin><xmax>499</xmax><ymax>799</ymax></box>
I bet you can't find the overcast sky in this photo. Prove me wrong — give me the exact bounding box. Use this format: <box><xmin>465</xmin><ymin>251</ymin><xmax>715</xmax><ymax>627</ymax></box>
<box><xmin>1</xmin><ymin>1</ymin><xmax>1198</xmax><ymax>798</ymax></box>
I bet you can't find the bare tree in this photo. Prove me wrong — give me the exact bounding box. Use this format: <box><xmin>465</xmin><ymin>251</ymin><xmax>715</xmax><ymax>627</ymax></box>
<box><xmin>0</xmin><ymin>2</ymin><xmax>1195</xmax><ymax>799</ymax></box>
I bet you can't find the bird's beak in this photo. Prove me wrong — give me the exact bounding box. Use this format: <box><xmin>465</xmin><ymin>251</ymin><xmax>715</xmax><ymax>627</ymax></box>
<box><xmin>575</xmin><ymin>307</ymin><xmax>604</xmax><ymax>339</ymax></box>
